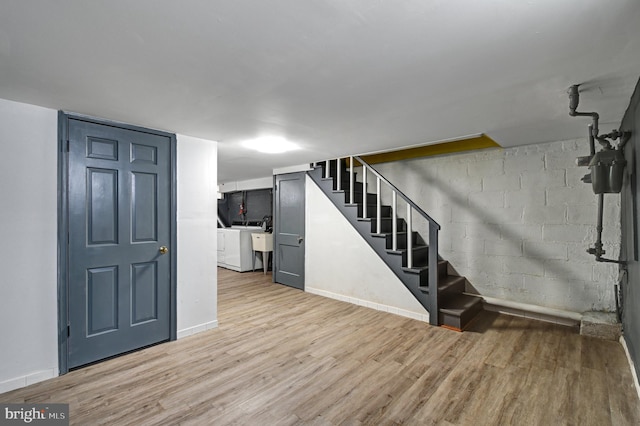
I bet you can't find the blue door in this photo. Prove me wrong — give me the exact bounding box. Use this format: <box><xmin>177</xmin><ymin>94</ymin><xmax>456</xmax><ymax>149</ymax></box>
<box><xmin>65</xmin><ymin>117</ymin><xmax>174</xmax><ymax>369</ymax></box>
<box><xmin>274</xmin><ymin>172</ymin><xmax>305</xmax><ymax>290</ymax></box>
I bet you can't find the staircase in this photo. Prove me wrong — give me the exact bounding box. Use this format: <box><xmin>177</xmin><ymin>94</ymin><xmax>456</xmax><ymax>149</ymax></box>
<box><xmin>308</xmin><ymin>157</ymin><xmax>482</xmax><ymax>331</ymax></box>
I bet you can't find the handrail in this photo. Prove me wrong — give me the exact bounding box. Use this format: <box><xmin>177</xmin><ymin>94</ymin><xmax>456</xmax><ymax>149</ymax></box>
<box><xmin>353</xmin><ymin>156</ymin><xmax>441</xmax><ymax>230</ymax></box>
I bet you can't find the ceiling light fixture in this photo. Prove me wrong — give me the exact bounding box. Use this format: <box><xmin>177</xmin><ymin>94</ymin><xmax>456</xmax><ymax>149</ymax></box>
<box><xmin>242</xmin><ymin>136</ymin><xmax>300</xmax><ymax>154</ymax></box>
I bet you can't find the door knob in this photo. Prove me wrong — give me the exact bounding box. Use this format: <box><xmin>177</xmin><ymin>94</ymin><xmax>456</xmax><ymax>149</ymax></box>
<box><xmin>297</xmin><ymin>236</ymin><xmax>304</xmax><ymax>244</ymax></box>
<box><xmin>159</xmin><ymin>246</ymin><xmax>169</xmax><ymax>255</ymax></box>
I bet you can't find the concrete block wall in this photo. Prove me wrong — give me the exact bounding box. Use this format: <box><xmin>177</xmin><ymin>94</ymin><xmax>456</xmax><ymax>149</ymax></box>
<box><xmin>372</xmin><ymin>138</ymin><xmax>621</xmax><ymax>313</ymax></box>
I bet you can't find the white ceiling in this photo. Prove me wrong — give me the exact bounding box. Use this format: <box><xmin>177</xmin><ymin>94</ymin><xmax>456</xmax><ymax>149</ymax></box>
<box><xmin>1</xmin><ymin>1</ymin><xmax>639</xmax><ymax>182</ymax></box>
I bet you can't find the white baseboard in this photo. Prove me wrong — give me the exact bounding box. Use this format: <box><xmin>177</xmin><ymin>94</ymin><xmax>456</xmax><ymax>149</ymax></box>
<box><xmin>305</xmin><ymin>289</ymin><xmax>582</xmax><ymax>328</ymax></box>
<box><xmin>177</xmin><ymin>320</ymin><xmax>219</xmax><ymax>339</ymax></box>
<box><xmin>478</xmin><ymin>295</ymin><xmax>582</xmax><ymax>327</ymax></box>
<box><xmin>620</xmin><ymin>336</ymin><xmax>640</xmax><ymax>403</ymax></box>
<box><xmin>0</xmin><ymin>367</ymin><xmax>59</xmax><ymax>394</ymax></box>
<box><xmin>306</xmin><ymin>287</ymin><xmax>430</xmax><ymax>323</ymax></box>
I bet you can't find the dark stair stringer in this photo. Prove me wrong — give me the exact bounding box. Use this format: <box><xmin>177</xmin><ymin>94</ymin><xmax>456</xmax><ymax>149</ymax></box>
<box><xmin>308</xmin><ymin>161</ymin><xmax>482</xmax><ymax>331</ymax></box>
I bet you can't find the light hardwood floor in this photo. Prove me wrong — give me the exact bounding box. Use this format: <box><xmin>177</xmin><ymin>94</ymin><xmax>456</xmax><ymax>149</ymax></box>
<box><xmin>2</xmin><ymin>267</ymin><xmax>639</xmax><ymax>425</ymax></box>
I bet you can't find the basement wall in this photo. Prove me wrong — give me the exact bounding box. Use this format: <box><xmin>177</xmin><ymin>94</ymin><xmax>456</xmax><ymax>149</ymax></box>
<box><xmin>373</xmin><ymin>138</ymin><xmax>621</xmax><ymax>314</ymax></box>
<box><xmin>176</xmin><ymin>135</ymin><xmax>218</xmax><ymax>338</ymax></box>
<box><xmin>0</xmin><ymin>99</ymin><xmax>58</xmax><ymax>393</ymax></box>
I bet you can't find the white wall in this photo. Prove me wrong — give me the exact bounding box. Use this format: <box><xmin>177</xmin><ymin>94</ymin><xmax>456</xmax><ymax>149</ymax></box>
<box><xmin>305</xmin><ymin>176</ymin><xmax>429</xmax><ymax>321</ymax></box>
<box><xmin>374</xmin><ymin>139</ymin><xmax>621</xmax><ymax>314</ymax></box>
<box><xmin>218</xmin><ymin>176</ymin><xmax>273</xmax><ymax>193</ymax></box>
<box><xmin>176</xmin><ymin>135</ymin><xmax>218</xmax><ymax>337</ymax></box>
<box><xmin>0</xmin><ymin>99</ymin><xmax>218</xmax><ymax>393</ymax></box>
<box><xmin>0</xmin><ymin>99</ymin><xmax>58</xmax><ymax>392</ymax></box>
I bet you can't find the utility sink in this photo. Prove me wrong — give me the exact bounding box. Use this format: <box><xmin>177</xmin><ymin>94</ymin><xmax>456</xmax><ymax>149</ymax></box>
<box><xmin>251</xmin><ymin>233</ymin><xmax>273</xmax><ymax>252</ymax></box>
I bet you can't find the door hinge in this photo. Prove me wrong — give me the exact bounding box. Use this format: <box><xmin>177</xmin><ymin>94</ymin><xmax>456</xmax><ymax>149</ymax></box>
<box><xmin>65</xmin><ymin>140</ymin><xmax>70</xmax><ymax>152</ymax></box>
<box><xmin>67</xmin><ymin>325</ymin><xmax>70</xmax><ymax>338</ymax></box>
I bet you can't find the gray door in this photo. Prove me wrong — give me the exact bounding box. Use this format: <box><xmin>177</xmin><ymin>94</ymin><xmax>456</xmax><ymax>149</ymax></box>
<box><xmin>66</xmin><ymin>118</ymin><xmax>173</xmax><ymax>369</ymax></box>
<box><xmin>274</xmin><ymin>172</ymin><xmax>305</xmax><ymax>290</ymax></box>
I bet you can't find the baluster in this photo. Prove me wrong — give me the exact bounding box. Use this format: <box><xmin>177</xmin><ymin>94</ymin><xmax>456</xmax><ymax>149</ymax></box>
<box><xmin>349</xmin><ymin>156</ymin><xmax>355</xmax><ymax>204</ymax></box>
<box><xmin>392</xmin><ymin>191</ymin><xmax>397</xmax><ymax>251</ymax></box>
<box><xmin>362</xmin><ymin>166</ymin><xmax>367</xmax><ymax>219</ymax></box>
<box><xmin>376</xmin><ymin>177</ymin><xmax>381</xmax><ymax>234</ymax></box>
<box><xmin>336</xmin><ymin>158</ymin><xmax>341</xmax><ymax>191</ymax></box>
<box><xmin>325</xmin><ymin>160</ymin><xmax>329</xmax><ymax>179</ymax></box>
<box><xmin>407</xmin><ymin>204</ymin><xmax>413</xmax><ymax>268</ymax></box>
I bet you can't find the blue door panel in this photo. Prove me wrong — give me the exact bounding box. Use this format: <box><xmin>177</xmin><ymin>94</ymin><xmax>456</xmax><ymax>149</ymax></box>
<box><xmin>67</xmin><ymin>119</ymin><xmax>172</xmax><ymax>369</ymax></box>
<box><xmin>274</xmin><ymin>172</ymin><xmax>305</xmax><ymax>290</ymax></box>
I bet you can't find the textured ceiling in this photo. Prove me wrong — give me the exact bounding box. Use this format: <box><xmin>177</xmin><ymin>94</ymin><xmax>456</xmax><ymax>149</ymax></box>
<box><xmin>1</xmin><ymin>0</ymin><xmax>639</xmax><ymax>182</ymax></box>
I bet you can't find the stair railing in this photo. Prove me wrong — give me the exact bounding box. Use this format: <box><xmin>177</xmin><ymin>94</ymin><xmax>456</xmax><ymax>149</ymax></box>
<box><xmin>324</xmin><ymin>156</ymin><xmax>441</xmax><ymax>319</ymax></box>
<box><xmin>352</xmin><ymin>155</ymin><xmax>441</xmax><ymax>263</ymax></box>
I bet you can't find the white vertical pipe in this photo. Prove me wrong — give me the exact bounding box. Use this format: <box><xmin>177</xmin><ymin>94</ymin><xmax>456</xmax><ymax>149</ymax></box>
<box><xmin>325</xmin><ymin>160</ymin><xmax>329</xmax><ymax>179</ymax></box>
<box><xmin>376</xmin><ymin>177</ymin><xmax>381</xmax><ymax>234</ymax></box>
<box><xmin>349</xmin><ymin>156</ymin><xmax>354</xmax><ymax>204</ymax></box>
<box><xmin>336</xmin><ymin>158</ymin><xmax>341</xmax><ymax>191</ymax></box>
<box><xmin>362</xmin><ymin>166</ymin><xmax>367</xmax><ymax>219</ymax></box>
<box><xmin>392</xmin><ymin>191</ymin><xmax>397</xmax><ymax>251</ymax></box>
<box><xmin>407</xmin><ymin>204</ymin><xmax>413</xmax><ymax>268</ymax></box>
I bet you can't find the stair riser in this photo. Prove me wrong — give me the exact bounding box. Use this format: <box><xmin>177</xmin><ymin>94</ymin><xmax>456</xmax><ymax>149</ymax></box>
<box><xmin>344</xmin><ymin>192</ymin><xmax>377</xmax><ymax>204</ymax></box>
<box><xmin>409</xmin><ymin>262</ymin><xmax>449</xmax><ymax>290</ymax></box>
<box><xmin>438</xmin><ymin>283</ymin><xmax>466</xmax><ymax>305</ymax></box>
<box><xmin>318</xmin><ymin>163</ymin><xmax>356</xmax><ymax>187</ymax></box>
<box><xmin>402</xmin><ymin>249</ymin><xmax>429</xmax><ymax>267</ymax></box>
<box><xmin>438</xmin><ymin>261</ymin><xmax>448</xmax><ymax>279</ymax></box>
<box><xmin>357</xmin><ymin>204</ymin><xmax>392</xmax><ymax>217</ymax></box>
<box><xmin>385</xmin><ymin>232</ymin><xmax>419</xmax><ymax>250</ymax></box>
<box><xmin>439</xmin><ymin>291</ymin><xmax>465</xmax><ymax>306</ymax></box>
<box><xmin>439</xmin><ymin>299</ymin><xmax>483</xmax><ymax>331</ymax></box>
<box><xmin>370</xmin><ymin>218</ymin><xmax>407</xmax><ymax>234</ymax></box>
<box><xmin>333</xmin><ymin>179</ymin><xmax>363</xmax><ymax>192</ymax></box>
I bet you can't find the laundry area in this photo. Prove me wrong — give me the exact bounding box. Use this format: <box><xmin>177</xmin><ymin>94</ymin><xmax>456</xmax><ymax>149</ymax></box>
<box><xmin>217</xmin><ymin>186</ymin><xmax>274</xmax><ymax>274</ymax></box>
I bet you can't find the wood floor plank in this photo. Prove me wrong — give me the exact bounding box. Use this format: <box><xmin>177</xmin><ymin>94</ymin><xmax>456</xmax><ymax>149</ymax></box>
<box><xmin>0</xmin><ymin>267</ymin><xmax>638</xmax><ymax>425</ymax></box>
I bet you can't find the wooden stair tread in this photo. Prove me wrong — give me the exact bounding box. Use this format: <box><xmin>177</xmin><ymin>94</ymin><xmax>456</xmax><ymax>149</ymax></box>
<box><xmin>402</xmin><ymin>260</ymin><xmax>446</xmax><ymax>274</ymax></box>
<box><xmin>389</xmin><ymin>245</ymin><xmax>428</xmax><ymax>254</ymax></box>
<box><xmin>404</xmin><ymin>266</ymin><xmax>427</xmax><ymax>274</ymax></box>
<box><xmin>438</xmin><ymin>275</ymin><xmax>465</xmax><ymax>292</ymax></box>
<box><xmin>418</xmin><ymin>270</ymin><xmax>461</xmax><ymax>294</ymax></box>
<box><xmin>439</xmin><ymin>294</ymin><xmax>482</xmax><ymax>316</ymax></box>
